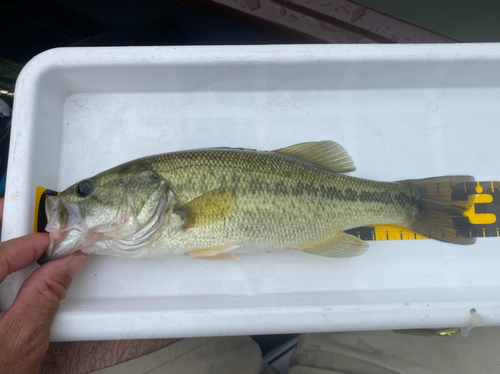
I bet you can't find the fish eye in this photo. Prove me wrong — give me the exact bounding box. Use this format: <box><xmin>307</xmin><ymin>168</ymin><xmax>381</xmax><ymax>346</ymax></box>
<box><xmin>76</xmin><ymin>180</ymin><xmax>94</xmax><ymax>197</ymax></box>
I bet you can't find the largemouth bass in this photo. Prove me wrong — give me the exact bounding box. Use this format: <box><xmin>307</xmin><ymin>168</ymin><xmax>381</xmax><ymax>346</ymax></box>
<box><xmin>39</xmin><ymin>141</ymin><xmax>475</xmax><ymax>263</ymax></box>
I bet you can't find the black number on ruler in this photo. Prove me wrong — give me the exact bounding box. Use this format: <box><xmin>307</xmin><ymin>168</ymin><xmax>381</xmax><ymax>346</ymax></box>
<box><xmin>345</xmin><ymin>227</ymin><xmax>376</xmax><ymax>241</ymax></box>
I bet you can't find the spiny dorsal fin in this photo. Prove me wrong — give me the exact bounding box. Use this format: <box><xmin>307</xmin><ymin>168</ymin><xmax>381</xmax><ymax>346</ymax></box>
<box><xmin>298</xmin><ymin>232</ymin><xmax>368</xmax><ymax>257</ymax></box>
<box><xmin>178</xmin><ymin>188</ymin><xmax>234</xmax><ymax>229</ymax></box>
<box><xmin>273</xmin><ymin>141</ymin><xmax>355</xmax><ymax>173</ymax></box>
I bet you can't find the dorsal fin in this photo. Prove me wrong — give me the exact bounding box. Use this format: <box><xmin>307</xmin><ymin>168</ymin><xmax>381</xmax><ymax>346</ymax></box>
<box><xmin>273</xmin><ymin>141</ymin><xmax>355</xmax><ymax>173</ymax></box>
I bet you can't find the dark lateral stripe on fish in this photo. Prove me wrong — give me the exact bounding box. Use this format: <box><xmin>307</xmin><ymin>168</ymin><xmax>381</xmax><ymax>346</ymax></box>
<box><xmin>241</xmin><ymin>178</ymin><xmax>416</xmax><ymax>206</ymax></box>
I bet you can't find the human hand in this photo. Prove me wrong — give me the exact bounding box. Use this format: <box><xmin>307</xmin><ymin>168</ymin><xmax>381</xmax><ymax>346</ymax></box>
<box><xmin>0</xmin><ymin>197</ymin><xmax>88</xmax><ymax>374</ymax></box>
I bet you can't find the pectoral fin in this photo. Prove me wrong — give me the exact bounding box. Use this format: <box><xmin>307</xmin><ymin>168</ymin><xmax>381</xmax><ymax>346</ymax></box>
<box><xmin>178</xmin><ymin>188</ymin><xmax>234</xmax><ymax>229</ymax></box>
<box><xmin>298</xmin><ymin>233</ymin><xmax>368</xmax><ymax>257</ymax></box>
<box><xmin>189</xmin><ymin>244</ymin><xmax>240</xmax><ymax>260</ymax></box>
<box><xmin>274</xmin><ymin>141</ymin><xmax>355</xmax><ymax>173</ymax></box>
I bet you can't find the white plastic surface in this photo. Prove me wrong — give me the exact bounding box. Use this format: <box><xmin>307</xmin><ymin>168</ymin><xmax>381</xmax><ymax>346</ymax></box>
<box><xmin>2</xmin><ymin>44</ymin><xmax>500</xmax><ymax>341</ymax></box>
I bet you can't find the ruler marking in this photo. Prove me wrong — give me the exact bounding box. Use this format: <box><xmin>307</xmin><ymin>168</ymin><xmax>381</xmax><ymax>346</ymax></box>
<box><xmin>491</xmin><ymin>181</ymin><xmax>495</xmax><ymax>192</ymax></box>
<box><xmin>464</xmin><ymin>182</ymin><xmax>467</xmax><ymax>193</ymax></box>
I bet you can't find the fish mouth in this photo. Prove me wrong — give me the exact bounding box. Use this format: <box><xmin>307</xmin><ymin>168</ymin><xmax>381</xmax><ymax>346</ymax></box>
<box><xmin>38</xmin><ymin>196</ymin><xmax>90</xmax><ymax>264</ymax></box>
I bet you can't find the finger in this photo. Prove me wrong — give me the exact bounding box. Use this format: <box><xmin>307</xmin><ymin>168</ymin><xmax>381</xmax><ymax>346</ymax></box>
<box><xmin>0</xmin><ymin>252</ymin><xmax>87</xmax><ymax>373</ymax></box>
<box><xmin>0</xmin><ymin>233</ymin><xmax>50</xmax><ymax>283</ymax></box>
<box><xmin>2</xmin><ymin>252</ymin><xmax>87</xmax><ymax>349</ymax></box>
<box><xmin>0</xmin><ymin>197</ymin><xmax>4</xmax><ymax>227</ymax></box>
<box><xmin>8</xmin><ymin>251</ymin><xmax>88</xmax><ymax>321</ymax></box>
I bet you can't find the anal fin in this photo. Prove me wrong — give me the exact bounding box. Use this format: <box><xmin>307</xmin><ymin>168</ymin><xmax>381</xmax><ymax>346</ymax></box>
<box><xmin>298</xmin><ymin>233</ymin><xmax>368</xmax><ymax>258</ymax></box>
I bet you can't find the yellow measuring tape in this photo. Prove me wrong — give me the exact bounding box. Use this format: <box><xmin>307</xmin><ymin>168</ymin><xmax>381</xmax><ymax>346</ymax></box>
<box><xmin>34</xmin><ymin>181</ymin><xmax>500</xmax><ymax>239</ymax></box>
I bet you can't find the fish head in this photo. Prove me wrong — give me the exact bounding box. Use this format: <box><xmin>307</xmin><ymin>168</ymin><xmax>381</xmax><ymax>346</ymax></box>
<box><xmin>39</xmin><ymin>166</ymin><xmax>168</xmax><ymax>263</ymax></box>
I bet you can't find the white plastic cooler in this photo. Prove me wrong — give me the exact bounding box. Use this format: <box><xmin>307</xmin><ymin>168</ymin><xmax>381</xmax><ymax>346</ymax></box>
<box><xmin>2</xmin><ymin>44</ymin><xmax>500</xmax><ymax>341</ymax></box>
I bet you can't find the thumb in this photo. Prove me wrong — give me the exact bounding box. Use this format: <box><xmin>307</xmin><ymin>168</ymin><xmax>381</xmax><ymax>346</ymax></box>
<box><xmin>3</xmin><ymin>252</ymin><xmax>88</xmax><ymax>361</ymax></box>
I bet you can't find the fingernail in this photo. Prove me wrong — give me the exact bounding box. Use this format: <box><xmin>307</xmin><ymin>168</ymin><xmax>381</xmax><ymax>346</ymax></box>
<box><xmin>67</xmin><ymin>254</ymin><xmax>89</xmax><ymax>277</ymax></box>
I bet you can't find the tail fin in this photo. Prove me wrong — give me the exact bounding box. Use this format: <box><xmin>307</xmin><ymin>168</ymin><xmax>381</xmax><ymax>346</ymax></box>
<box><xmin>400</xmin><ymin>176</ymin><xmax>476</xmax><ymax>245</ymax></box>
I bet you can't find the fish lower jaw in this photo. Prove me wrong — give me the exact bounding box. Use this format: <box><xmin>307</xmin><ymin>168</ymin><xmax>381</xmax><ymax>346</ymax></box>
<box><xmin>38</xmin><ymin>230</ymin><xmax>72</xmax><ymax>264</ymax></box>
<box><xmin>44</xmin><ymin>228</ymin><xmax>99</xmax><ymax>262</ymax></box>
<box><xmin>47</xmin><ymin>230</ymin><xmax>68</xmax><ymax>251</ymax></box>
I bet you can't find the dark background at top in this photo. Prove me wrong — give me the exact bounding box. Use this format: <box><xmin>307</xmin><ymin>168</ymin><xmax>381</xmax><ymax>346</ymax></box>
<box><xmin>1</xmin><ymin>0</ymin><xmax>314</xmax><ymax>65</ymax></box>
